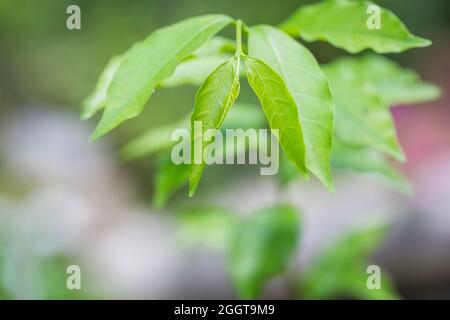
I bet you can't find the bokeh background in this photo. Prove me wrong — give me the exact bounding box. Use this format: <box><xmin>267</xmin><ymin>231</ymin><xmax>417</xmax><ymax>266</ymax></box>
<box><xmin>0</xmin><ymin>0</ymin><xmax>449</xmax><ymax>299</ymax></box>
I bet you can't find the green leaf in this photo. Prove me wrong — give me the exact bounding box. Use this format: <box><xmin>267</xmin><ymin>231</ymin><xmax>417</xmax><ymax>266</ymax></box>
<box><xmin>189</xmin><ymin>57</ymin><xmax>241</xmax><ymax>197</ymax></box>
<box><xmin>249</xmin><ymin>25</ymin><xmax>334</xmax><ymax>190</ymax></box>
<box><xmin>153</xmin><ymin>153</ymin><xmax>190</xmax><ymax>208</ymax></box>
<box><xmin>300</xmin><ymin>225</ymin><xmax>399</xmax><ymax>300</ymax></box>
<box><xmin>280</xmin><ymin>0</ymin><xmax>431</xmax><ymax>53</ymax></box>
<box><xmin>90</xmin><ymin>14</ymin><xmax>233</xmax><ymax>140</ymax></box>
<box><xmin>81</xmin><ymin>55</ymin><xmax>123</xmax><ymax>120</ymax></box>
<box><xmin>229</xmin><ymin>205</ymin><xmax>300</xmax><ymax>299</ymax></box>
<box><xmin>245</xmin><ymin>56</ymin><xmax>307</xmax><ymax>176</ymax></box>
<box><xmin>332</xmin><ymin>139</ymin><xmax>412</xmax><ymax>194</ymax></box>
<box><xmin>324</xmin><ymin>54</ymin><xmax>441</xmax><ymax>106</ymax></box>
<box><xmin>323</xmin><ymin>61</ymin><xmax>405</xmax><ymax>161</ymax></box>
<box><xmin>176</xmin><ymin>207</ymin><xmax>238</xmax><ymax>251</ymax></box>
<box><xmin>120</xmin><ymin>116</ymin><xmax>188</xmax><ymax>160</ymax></box>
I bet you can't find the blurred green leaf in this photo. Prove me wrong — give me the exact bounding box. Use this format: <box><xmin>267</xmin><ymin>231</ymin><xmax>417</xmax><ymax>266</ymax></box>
<box><xmin>161</xmin><ymin>55</ymin><xmax>231</xmax><ymax>88</ymax></box>
<box><xmin>332</xmin><ymin>139</ymin><xmax>412</xmax><ymax>194</ymax></box>
<box><xmin>229</xmin><ymin>205</ymin><xmax>300</xmax><ymax>299</ymax></box>
<box><xmin>245</xmin><ymin>56</ymin><xmax>307</xmax><ymax>176</ymax></box>
<box><xmin>90</xmin><ymin>14</ymin><xmax>233</xmax><ymax>140</ymax></box>
<box><xmin>249</xmin><ymin>25</ymin><xmax>334</xmax><ymax>190</ymax></box>
<box><xmin>323</xmin><ymin>60</ymin><xmax>405</xmax><ymax>162</ymax></box>
<box><xmin>278</xmin><ymin>137</ymin><xmax>412</xmax><ymax>194</ymax></box>
<box><xmin>192</xmin><ymin>36</ymin><xmax>236</xmax><ymax>57</ymax></box>
<box><xmin>324</xmin><ymin>54</ymin><xmax>441</xmax><ymax>106</ymax></box>
<box><xmin>176</xmin><ymin>207</ymin><xmax>238</xmax><ymax>251</ymax></box>
<box><xmin>280</xmin><ymin>0</ymin><xmax>431</xmax><ymax>53</ymax></box>
<box><xmin>81</xmin><ymin>55</ymin><xmax>123</xmax><ymax>120</ymax></box>
<box><xmin>120</xmin><ymin>116</ymin><xmax>189</xmax><ymax>160</ymax></box>
<box><xmin>153</xmin><ymin>153</ymin><xmax>190</xmax><ymax>208</ymax></box>
<box><xmin>189</xmin><ymin>57</ymin><xmax>240</xmax><ymax>197</ymax></box>
<box><xmin>221</xmin><ymin>102</ymin><xmax>266</xmax><ymax>130</ymax></box>
<box><xmin>121</xmin><ymin>103</ymin><xmax>264</xmax><ymax>162</ymax></box>
<box><xmin>278</xmin><ymin>152</ymin><xmax>301</xmax><ymax>186</ymax></box>
<box><xmin>300</xmin><ymin>225</ymin><xmax>399</xmax><ymax>300</ymax></box>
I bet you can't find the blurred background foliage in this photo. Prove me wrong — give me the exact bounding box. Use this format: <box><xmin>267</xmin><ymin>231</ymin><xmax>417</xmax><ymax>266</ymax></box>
<box><xmin>0</xmin><ymin>0</ymin><xmax>449</xmax><ymax>299</ymax></box>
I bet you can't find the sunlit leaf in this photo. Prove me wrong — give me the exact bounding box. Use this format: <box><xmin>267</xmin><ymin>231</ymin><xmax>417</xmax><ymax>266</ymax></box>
<box><xmin>189</xmin><ymin>57</ymin><xmax>240</xmax><ymax>197</ymax></box>
<box><xmin>90</xmin><ymin>14</ymin><xmax>233</xmax><ymax>140</ymax></box>
<box><xmin>300</xmin><ymin>225</ymin><xmax>399</xmax><ymax>300</ymax></box>
<box><xmin>249</xmin><ymin>25</ymin><xmax>334</xmax><ymax>190</ymax></box>
<box><xmin>229</xmin><ymin>205</ymin><xmax>300</xmax><ymax>299</ymax></box>
<box><xmin>245</xmin><ymin>56</ymin><xmax>307</xmax><ymax>176</ymax></box>
<box><xmin>280</xmin><ymin>0</ymin><xmax>431</xmax><ymax>53</ymax></box>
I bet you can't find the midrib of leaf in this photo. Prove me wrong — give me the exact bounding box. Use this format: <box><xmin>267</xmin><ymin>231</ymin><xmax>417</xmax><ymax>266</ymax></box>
<box><xmin>206</xmin><ymin>60</ymin><xmax>234</xmax><ymax>128</ymax></box>
<box><xmin>221</xmin><ymin>58</ymin><xmax>240</xmax><ymax>125</ymax></box>
<box><xmin>248</xmin><ymin>59</ymin><xmax>291</xmax><ymax>130</ymax></box>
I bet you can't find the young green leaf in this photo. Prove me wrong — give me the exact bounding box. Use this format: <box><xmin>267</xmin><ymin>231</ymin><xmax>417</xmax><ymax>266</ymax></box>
<box><xmin>229</xmin><ymin>205</ymin><xmax>300</xmax><ymax>299</ymax></box>
<box><xmin>332</xmin><ymin>139</ymin><xmax>412</xmax><ymax>194</ymax></box>
<box><xmin>153</xmin><ymin>153</ymin><xmax>190</xmax><ymax>208</ymax></box>
<box><xmin>323</xmin><ymin>62</ymin><xmax>405</xmax><ymax>161</ymax></box>
<box><xmin>280</xmin><ymin>0</ymin><xmax>431</xmax><ymax>53</ymax></box>
<box><xmin>90</xmin><ymin>14</ymin><xmax>233</xmax><ymax>140</ymax></box>
<box><xmin>81</xmin><ymin>55</ymin><xmax>123</xmax><ymax>120</ymax></box>
<box><xmin>249</xmin><ymin>25</ymin><xmax>334</xmax><ymax>190</ymax></box>
<box><xmin>189</xmin><ymin>57</ymin><xmax>240</xmax><ymax>197</ymax></box>
<box><xmin>300</xmin><ymin>225</ymin><xmax>399</xmax><ymax>300</ymax></box>
<box><xmin>245</xmin><ymin>56</ymin><xmax>307</xmax><ymax>176</ymax></box>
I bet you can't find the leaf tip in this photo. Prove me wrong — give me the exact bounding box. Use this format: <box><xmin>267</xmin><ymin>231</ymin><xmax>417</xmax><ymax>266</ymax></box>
<box><xmin>80</xmin><ymin>110</ymin><xmax>92</xmax><ymax>121</ymax></box>
<box><xmin>89</xmin><ymin>129</ymin><xmax>103</xmax><ymax>142</ymax></box>
<box><xmin>416</xmin><ymin>37</ymin><xmax>432</xmax><ymax>48</ymax></box>
<box><xmin>188</xmin><ymin>175</ymin><xmax>199</xmax><ymax>198</ymax></box>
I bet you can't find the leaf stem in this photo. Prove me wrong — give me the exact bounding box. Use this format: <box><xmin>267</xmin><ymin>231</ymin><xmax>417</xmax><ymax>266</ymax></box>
<box><xmin>235</xmin><ymin>19</ymin><xmax>244</xmax><ymax>56</ymax></box>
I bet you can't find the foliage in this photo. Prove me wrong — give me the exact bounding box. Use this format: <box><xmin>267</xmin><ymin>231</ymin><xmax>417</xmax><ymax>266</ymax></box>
<box><xmin>82</xmin><ymin>0</ymin><xmax>441</xmax><ymax>299</ymax></box>
<box><xmin>83</xmin><ymin>1</ymin><xmax>438</xmax><ymax>196</ymax></box>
